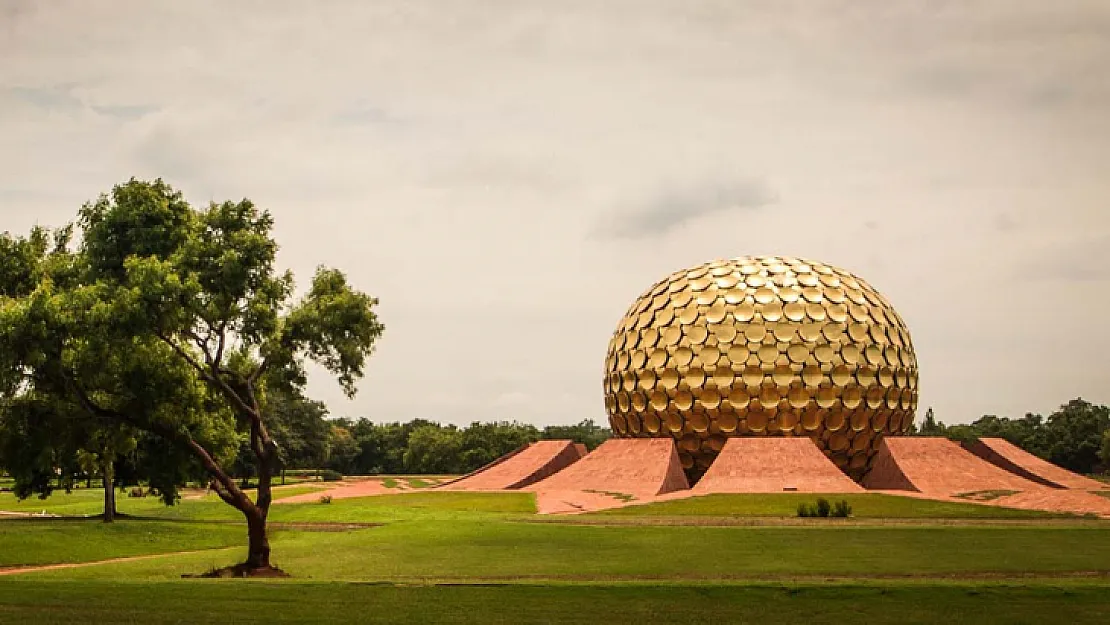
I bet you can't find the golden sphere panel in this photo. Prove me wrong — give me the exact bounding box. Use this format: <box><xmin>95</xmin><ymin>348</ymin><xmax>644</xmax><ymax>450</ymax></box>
<box><xmin>604</xmin><ymin>256</ymin><xmax>919</xmax><ymax>482</ymax></box>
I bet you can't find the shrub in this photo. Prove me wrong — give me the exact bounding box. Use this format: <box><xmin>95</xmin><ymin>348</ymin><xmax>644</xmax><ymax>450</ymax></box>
<box><xmin>318</xmin><ymin>495</ymin><xmax>333</xmax><ymax>504</ymax></box>
<box><xmin>815</xmin><ymin>498</ymin><xmax>831</xmax><ymax>518</ymax></box>
<box><xmin>320</xmin><ymin>470</ymin><xmax>343</xmax><ymax>482</ymax></box>
<box><xmin>832</xmin><ymin>500</ymin><xmax>853</xmax><ymax>518</ymax></box>
<box><xmin>796</xmin><ymin>503</ymin><xmax>815</xmax><ymax>517</ymax></box>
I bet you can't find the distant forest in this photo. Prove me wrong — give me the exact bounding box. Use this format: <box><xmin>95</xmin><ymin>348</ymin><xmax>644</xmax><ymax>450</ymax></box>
<box><xmin>6</xmin><ymin>395</ymin><xmax>1106</xmax><ymax>489</ymax></box>
<box><xmin>268</xmin><ymin>396</ymin><xmax>1108</xmax><ymax>478</ymax></box>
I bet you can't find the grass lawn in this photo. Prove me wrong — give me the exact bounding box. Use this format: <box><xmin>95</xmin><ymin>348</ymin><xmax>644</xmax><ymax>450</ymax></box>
<box><xmin>0</xmin><ymin>581</ymin><xmax>1108</xmax><ymax>624</ymax></box>
<box><xmin>0</xmin><ymin>519</ymin><xmax>244</xmax><ymax>568</ymax></box>
<box><xmin>596</xmin><ymin>493</ymin><xmax>1071</xmax><ymax>519</ymax></box>
<box><xmin>12</xmin><ymin>517</ymin><xmax>1110</xmax><ymax>582</ymax></box>
<box><xmin>3</xmin><ymin>490</ymin><xmax>1109</xmax><ymax>623</ymax></box>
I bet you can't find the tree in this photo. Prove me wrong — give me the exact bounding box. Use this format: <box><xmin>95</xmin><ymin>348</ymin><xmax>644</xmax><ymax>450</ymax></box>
<box><xmin>0</xmin><ymin>179</ymin><xmax>383</xmax><ymax>573</ymax></box>
<box><xmin>915</xmin><ymin>408</ymin><xmax>945</xmax><ymax>436</ymax></box>
<box><xmin>0</xmin><ymin>226</ymin><xmax>142</xmax><ymax>522</ymax></box>
<box><xmin>1100</xmin><ymin>429</ymin><xmax>1110</xmax><ymax>472</ymax></box>
<box><xmin>542</xmin><ymin>419</ymin><xmax>610</xmax><ymax>450</ymax></box>
<box><xmin>403</xmin><ymin>425</ymin><xmax>463</xmax><ymax>473</ymax></box>
<box><xmin>324</xmin><ymin>424</ymin><xmax>361</xmax><ymax>475</ymax></box>
<box><xmin>1040</xmin><ymin>399</ymin><xmax>1109</xmax><ymax>474</ymax></box>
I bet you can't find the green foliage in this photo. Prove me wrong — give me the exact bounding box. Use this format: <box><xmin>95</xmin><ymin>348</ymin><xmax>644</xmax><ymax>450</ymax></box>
<box><xmin>796</xmin><ymin>498</ymin><xmax>849</xmax><ymax>518</ymax></box>
<box><xmin>319</xmin><ymin>470</ymin><xmax>342</xmax><ymax>482</ymax></box>
<box><xmin>815</xmin><ymin>498</ymin><xmax>831</xmax><ymax>517</ymax></box>
<box><xmin>1101</xmin><ymin>429</ymin><xmax>1110</xmax><ymax>468</ymax></box>
<box><xmin>317</xmin><ymin>418</ymin><xmax>610</xmax><ymax>476</ymax></box>
<box><xmin>0</xmin><ymin>177</ymin><xmax>384</xmax><ymax>563</ymax></box>
<box><xmin>541</xmin><ymin>419</ymin><xmax>610</xmax><ymax>451</ymax></box>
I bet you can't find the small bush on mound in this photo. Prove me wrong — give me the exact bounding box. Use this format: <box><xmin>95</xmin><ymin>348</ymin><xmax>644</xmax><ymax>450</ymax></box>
<box><xmin>815</xmin><ymin>498</ymin><xmax>831</xmax><ymax>517</ymax></box>
<box><xmin>319</xmin><ymin>495</ymin><xmax>333</xmax><ymax>504</ymax></box>
<box><xmin>796</xmin><ymin>498</ymin><xmax>852</xmax><ymax>518</ymax></box>
<box><xmin>832</xmin><ymin>500</ymin><xmax>853</xmax><ymax>518</ymax></box>
<box><xmin>320</xmin><ymin>470</ymin><xmax>343</xmax><ymax>482</ymax></box>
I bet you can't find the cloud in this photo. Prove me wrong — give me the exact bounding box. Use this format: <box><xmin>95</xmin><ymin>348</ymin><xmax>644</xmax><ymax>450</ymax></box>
<box><xmin>993</xmin><ymin>212</ymin><xmax>1019</xmax><ymax>233</ymax></box>
<box><xmin>91</xmin><ymin>104</ymin><xmax>159</xmax><ymax>121</ymax></box>
<box><xmin>594</xmin><ymin>178</ymin><xmax>777</xmax><ymax>240</ymax></box>
<box><xmin>328</xmin><ymin>100</ymin><xmax>396</xmax><ymax>127</ymax></box>
<box><xmin>1021</xmin><ymin>234</ymin><xmax>1110</xmax><ymax>282</ymax></box>
<box><xmin>5</xmin><ymin>84</ymin><xmax>83</xmax><ymax>112</ymax></box>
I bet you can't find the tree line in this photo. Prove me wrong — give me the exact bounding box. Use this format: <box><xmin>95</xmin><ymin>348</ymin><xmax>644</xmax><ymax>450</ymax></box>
<box><xmin>911</xmin><ymin>398</ymin><xmax>1110</xmax><ymax>475</ymax></box>
<box><xmin>216</xmin><ymin>383</ymin><xmax>612</xmax><ymax>479</ymax></box>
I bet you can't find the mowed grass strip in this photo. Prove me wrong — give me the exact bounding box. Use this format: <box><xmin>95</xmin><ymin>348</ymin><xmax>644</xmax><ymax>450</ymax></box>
<box><xmin>0</xmin><ymin>519</ymin><xmax>244</xmax><ymax>568</ymax></box>
<box><xmin>0</xmin><ymin>581</ymin><xmax>1108</xmax><ymax>624</ymax></box>
<box><xmin>2</xmin><ymin>489</ymin><xmax>535</xmax><ymax>523</ymax></box>
<box><xmin>19</xmin><ymin>520</ymin><xmax>1110</xmax><ymax>581</ymax></box>
<box><xmin>597</xmin><ymin>493</ymin><xmax>1071</xmax><ymax>519</ymax></box>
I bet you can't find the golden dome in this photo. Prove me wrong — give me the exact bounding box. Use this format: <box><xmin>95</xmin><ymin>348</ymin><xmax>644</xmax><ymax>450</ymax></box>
<box><xmin>603</xmin><ymin>256</ymin><xmax>919</xmax><ymax>482</ymax></box>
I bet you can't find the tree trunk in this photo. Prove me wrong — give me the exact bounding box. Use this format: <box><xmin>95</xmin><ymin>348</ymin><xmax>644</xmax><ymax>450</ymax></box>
<box><xmin>102</xmin><ymin>458</ymin><xmax>116</xmax><ymax>523</ymax></box>
<box><xmin>244</xmin><ymin>510</ymin><xmax>271</xmax><ymax>569</ymax></box>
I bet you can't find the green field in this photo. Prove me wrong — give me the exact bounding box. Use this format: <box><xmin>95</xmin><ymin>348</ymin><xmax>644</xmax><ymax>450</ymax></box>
<box><xmin>596</xmin><ymin>493</ymin><xmax>1072</xmax><ymax>519</ymax></box>
<box><xmin>2</xmin><ymin>489</ymin><xmax>1109</xmax><ymax>623</ymax></box>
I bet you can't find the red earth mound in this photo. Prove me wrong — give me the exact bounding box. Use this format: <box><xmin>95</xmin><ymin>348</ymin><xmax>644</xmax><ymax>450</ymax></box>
<box><xmin>963</xmin><ymin>437</ymin><xmax>1107</xmax><ymax>490</ymax></box>
<box><xmin>862</xmin><ymin>437</ymin><xmax>1043</xmax><ymax>495</ymax></box>
<box><xmin>438</xmin><ymin>440</ymin><xmax>586</xmax><ymax>491</ymax></box>
<box><xmin>693</xmin><ymin>437</ymin><xmax>863</xmax><ymax>494</ymax></box>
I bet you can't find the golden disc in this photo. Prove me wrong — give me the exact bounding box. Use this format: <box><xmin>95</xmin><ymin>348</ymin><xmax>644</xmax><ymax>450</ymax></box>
<box><xmin>684</xmin><ymin>366</ymin><xmax>706</xmax><ymax>388</ymax></box>
<box><xmin>673</xmin><ymin>346</ymin><xmax>694</xmax><ymax>367</ymax></box>
<box><xmin>649</xmin><ymin>389</ymin><xmax>669</xmax><ymax>410</ymax></box>
<box><xmin>728</xmin><ymin>386</ymin><xmax>750</xmax><ymax>409</ymax></box>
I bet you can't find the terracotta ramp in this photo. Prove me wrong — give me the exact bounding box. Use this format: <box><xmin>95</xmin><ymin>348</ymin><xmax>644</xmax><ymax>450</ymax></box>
<box><xmin>439</xmin><ymin>440</ymin><xmax>586</xmax><ymax>491</ymax></box>
<box><xmin>963</xmin><ymin>437</ymin><xmax>1107</xmax><ymax>490</ymax></box>
<box><xmin>526</xmin><ymin>439</ymin><xmax>690</xmax><ymax>512</ymax></box>
<box><xmin>693</xmin><ymin>437</ymin><xmax>863</xmax><ymax>494</ymax></box>
<box><xmin>861</xmin><ymin>437</ymin><xmax>1043</xmax><ymax>495</ymax></box>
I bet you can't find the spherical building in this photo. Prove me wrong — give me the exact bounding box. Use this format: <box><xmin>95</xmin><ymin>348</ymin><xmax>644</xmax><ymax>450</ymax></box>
<box><xmin>603</xmin><ymin>256</ymin><xmax>918</xmax><ymax>482</ymax></box>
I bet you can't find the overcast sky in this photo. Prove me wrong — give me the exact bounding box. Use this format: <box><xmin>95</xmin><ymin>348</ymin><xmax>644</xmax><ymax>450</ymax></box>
<box><xmin>2</xmin><ymin>1</ymin><xmax>1108</xmax><ymax>426</ymax></box>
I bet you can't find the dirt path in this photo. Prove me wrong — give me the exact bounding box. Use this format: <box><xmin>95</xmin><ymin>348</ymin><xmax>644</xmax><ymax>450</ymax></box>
<box><xmin>0</xmin><ymin>547</ymin><xmax>238</xmax><ymax>577</ymax></box>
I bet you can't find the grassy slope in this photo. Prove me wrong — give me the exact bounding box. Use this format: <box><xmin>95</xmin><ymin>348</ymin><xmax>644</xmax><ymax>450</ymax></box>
<box><xmin>3</xmin><ymin>490</ymin><xmax>1110</xmax><ymax>623</ymax></box>
<box><xmin>0</xmin><ymin>520</ymin><xmax>244</xmax><ymax>568</ymax></box>
<box><xmin>15</xmin><ymin>520</ymin><xmax>1110</xmax><ymax>581</ymax></box>
<box><xmin>0</xmin><ymin>582</ymin><xmax>1108</xmax><ymax>625</ymax></box>
<box><xmin>598</xmin><ymin>493</ymin><xmax>1068</xmax><ymax>519</ymax></box>
<box><xmin>0</xmin><ymin>488</ymin><xmax>529</xmax><ymax>521</ymax></box>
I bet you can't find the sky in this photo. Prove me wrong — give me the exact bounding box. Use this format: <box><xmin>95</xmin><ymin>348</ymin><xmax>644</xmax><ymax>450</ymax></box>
<box><xmin>1</xmin><ymin>0</ymin><xmax>1108</xmax><ymax>427</ymax></box>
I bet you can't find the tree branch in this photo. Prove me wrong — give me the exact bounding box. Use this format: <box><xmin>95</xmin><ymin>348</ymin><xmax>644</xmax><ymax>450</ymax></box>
<box><xmin>62</xmin><ymin>372</ymin><xmax>254</xmax><ymax>514</ymax></box>
<box><xmin>155</xmin><ymin>331</ymin><xmax>258</xmax><ymax>421</ymax></box>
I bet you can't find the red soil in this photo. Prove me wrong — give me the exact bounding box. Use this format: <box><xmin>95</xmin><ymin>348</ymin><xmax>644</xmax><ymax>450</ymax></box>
<box><xmin>861</xmin><ymin>437</ymin><xmax>1043</xmax><ymax>495</ymax></box>
<box><xmin>276</xmin><ymin>478</ymin><xmax>401</xmax><ymax>504</ymax></box>
<box><xmin>693</xmin><ymin>437</ymin><xmax>863</xmax><ymax>494</ymax></box>
<box><xmin>964</xmin><ymin>438</ymin><xmax>1107</xmax><ymax>490</ymax></box>
<box><xmin>526</xmin><ymin>438</ymin><xmax>690</xmax><ymax>514</ymax></box>
<box><xmin>438</xmin><ymin>440</ymin><xmax>585</xmax><ymax>491</ymax></box>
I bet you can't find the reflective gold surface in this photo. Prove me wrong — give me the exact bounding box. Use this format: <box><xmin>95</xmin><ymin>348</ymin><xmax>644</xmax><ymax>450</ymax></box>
<box><xmin>604</xmin><ymin>256</ymin><xmax>919</xmax><ymax>482</ymax></box>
